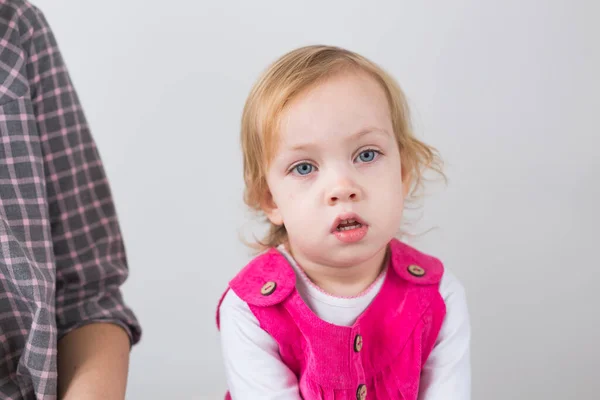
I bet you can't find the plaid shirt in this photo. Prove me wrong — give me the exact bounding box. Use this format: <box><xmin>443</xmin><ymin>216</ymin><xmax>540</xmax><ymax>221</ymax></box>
<box><xmin>0</xmin><ymin>1</ymin><xmax>142</xmax><ymax>398</ymax></box>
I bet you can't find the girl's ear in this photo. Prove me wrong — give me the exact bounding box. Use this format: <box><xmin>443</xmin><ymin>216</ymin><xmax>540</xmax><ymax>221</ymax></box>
<box><xmin>261</xmin><ymin>191</ymin><xmax>283</xmax><ymax>226</ymax></box>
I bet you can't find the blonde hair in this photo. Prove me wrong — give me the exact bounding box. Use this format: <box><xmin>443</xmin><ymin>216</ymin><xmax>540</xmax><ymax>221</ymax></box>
<box><xmin>241</xmin><ymin>45</ymin><xmax>445</xmax><ymax>251</ymax></box>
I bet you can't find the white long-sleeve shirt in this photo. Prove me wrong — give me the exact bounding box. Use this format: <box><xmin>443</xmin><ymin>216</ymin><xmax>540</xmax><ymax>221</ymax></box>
<box><xmin>218</xmin><ymin>246</ymin><xmax>471</xmax><ymax>399</ymax></box>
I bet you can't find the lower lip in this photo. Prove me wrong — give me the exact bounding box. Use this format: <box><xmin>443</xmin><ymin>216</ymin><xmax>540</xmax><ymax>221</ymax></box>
<box><xmin>333</xmin><ymin>225</ymin><xmax>368</xmax><ymax>243</ymax></box>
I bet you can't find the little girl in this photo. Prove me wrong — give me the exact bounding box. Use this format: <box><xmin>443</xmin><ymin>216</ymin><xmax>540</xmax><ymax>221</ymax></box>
<box><xmin>216</xmin><ymin>45</ymin><xmax>471</xmax><ymax>400</ymax></box>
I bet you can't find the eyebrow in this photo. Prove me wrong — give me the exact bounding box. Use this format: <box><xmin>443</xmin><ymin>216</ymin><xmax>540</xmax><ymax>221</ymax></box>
<box><xmin>287</xmin><ymin>127</ymin><xmax>390</xmax><ymax>152</ymax></box>
<box><xmin>354</xmin><ymin>127</ymin><xmax>390</xmax><ymax>140</ymax></box>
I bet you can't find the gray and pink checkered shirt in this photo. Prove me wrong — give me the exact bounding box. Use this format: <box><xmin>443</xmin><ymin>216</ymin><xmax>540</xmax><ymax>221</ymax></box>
<box><xmin>0</xmin><ymin>1</ymin><xmax>142</xmax><ymax>398</ymax></box>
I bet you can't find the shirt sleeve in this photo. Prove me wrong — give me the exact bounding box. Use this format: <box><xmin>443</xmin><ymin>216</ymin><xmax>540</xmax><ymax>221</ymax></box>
<box><xmin>418</xmin><ymin>269</ymin><xmax>472</xmax><ymax>400</ymax></box>
<box><xmin>23</xmin><ymin>4</ymin><xmax>142</xmax><ymax>344</ymax></box>
<box><xmin>219</xmin><ymin>289</ymin><xmax>302</xmax><ymax>400</ymax></box>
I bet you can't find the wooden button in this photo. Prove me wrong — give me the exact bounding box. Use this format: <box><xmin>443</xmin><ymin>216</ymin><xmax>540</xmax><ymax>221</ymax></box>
<box><xmin>356</xmin><ymin>384</ymin><xmax>367</xmax><ymax>400</ymax></box>
<box><xmin>260</xmin><ymin>281</ymin><xmax>277</xmax><ymax>296</ymax></box>
<box><xmin>354</xmin><ymin>334</ymin><xmax>363</xmax><ymax>352</ymax></box>
<box><xmin>407</xmin><ymin>264</ymin><xmax>425</xmax><ymax>277</ymax></box>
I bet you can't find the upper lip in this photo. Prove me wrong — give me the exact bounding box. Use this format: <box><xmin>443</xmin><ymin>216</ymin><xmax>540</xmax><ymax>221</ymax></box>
<box><xmin>330</xmin><ymin>212</ymin><xmax>367</xmax><ymax>232</ymax></box>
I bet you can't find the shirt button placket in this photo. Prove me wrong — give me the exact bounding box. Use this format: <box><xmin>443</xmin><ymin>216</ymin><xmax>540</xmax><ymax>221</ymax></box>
<box><xmin>353</xmin><ymin>329</ymin><xmax>366</xmax><ymax>399</ymax></box>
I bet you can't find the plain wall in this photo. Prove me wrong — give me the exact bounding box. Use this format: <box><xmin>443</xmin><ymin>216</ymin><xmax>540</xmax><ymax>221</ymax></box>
<box><xmin>31</xmin><ymin>0</ymin><xmax>599</xmax><ymax>398</ymax></box>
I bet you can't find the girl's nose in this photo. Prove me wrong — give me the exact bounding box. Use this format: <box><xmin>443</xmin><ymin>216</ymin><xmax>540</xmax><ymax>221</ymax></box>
<box><xmin>327</xmin><ymin>179</ymin><xmax>362</xmax><ymax>206</ymax></box>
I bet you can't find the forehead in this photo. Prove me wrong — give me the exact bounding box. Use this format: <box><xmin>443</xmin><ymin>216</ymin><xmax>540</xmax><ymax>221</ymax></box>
<box><xmin>274</xmin><ymin>71</ymin><xmax>392</xmax><ymax>150</ymax></box>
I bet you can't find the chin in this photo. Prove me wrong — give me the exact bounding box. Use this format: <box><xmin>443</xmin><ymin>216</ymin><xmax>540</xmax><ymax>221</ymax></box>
<box><xmin>325</xmin><ymin>238</ymin><xmax>387</xmax><ymax>267</ymax></box>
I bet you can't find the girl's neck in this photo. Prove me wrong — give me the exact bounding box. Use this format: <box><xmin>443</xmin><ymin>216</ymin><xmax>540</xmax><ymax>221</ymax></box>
<box><xmin>285</xmin><ymin>244</ymin><xmax>389</xmax><ymax>298</ymax></box>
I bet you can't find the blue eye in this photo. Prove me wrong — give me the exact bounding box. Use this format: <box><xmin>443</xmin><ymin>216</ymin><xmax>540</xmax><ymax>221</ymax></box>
<box><xmin>357</xmin><ymin>149</ymin><xmax>378</xmax><ymax>163</ymax></box>
<box><xmin>293</xmin><ymin>163</ymin><xmax>314</xmax><ymax>175</ymax></box>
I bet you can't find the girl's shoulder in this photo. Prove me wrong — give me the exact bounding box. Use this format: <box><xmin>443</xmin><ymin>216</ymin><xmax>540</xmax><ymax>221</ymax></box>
<box><xmin>219</xmin><ymin>247</ymin><xmax>296</xmax><ymax>311</ymax></box>
<box><xmin>388</xmin><ymin>239</ymin><xmax>445</xmax><ymax>286</ymax></box>
<box><xmin>389</xmin><ymin>239</ymin><xmax>467</xmax><ymax>302</ymax></box>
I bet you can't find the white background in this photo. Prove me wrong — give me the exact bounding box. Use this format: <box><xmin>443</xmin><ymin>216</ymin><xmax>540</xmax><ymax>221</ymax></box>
<box><xmin>32</xmin><ymin>0</ymin><xmax>599</xmax><ymax>399</ymax></box>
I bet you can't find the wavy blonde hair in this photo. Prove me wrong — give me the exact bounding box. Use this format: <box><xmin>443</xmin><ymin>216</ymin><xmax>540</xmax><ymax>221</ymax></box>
<box><xmin>241</xmin><ymin>45</ymin><xmax>445</xmax><ymax>251</ymax></box>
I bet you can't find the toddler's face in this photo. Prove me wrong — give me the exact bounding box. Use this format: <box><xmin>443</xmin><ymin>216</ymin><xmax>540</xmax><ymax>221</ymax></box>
<box><xmin>264</xmin><ymin>71</ymin><xmax>409</xmax><ymax>268</ymax></box>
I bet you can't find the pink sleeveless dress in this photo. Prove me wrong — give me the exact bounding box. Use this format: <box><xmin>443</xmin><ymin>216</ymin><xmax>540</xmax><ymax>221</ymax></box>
<box><xmin>216</xmin><ymin>239</ymin><xmax>446</xmax><ymax>399</ymax></box>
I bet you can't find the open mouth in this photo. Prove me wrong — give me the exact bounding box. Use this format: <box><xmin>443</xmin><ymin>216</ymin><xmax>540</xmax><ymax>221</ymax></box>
<box><xmin>332</xmin><ymin>214</ymin><xmax>369</xmax><ymax>243</ymax></box>
<box><xmin>336</xmin><ymin>219</ymin><xmax>363</xmax><ymax>231</ymax></box>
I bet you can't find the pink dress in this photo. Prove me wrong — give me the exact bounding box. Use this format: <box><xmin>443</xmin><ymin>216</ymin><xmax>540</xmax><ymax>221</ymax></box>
<box><xmin>216</xmin><ymin>239</ymin><xmax>447</xmax><ymax>399</ymax></box>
